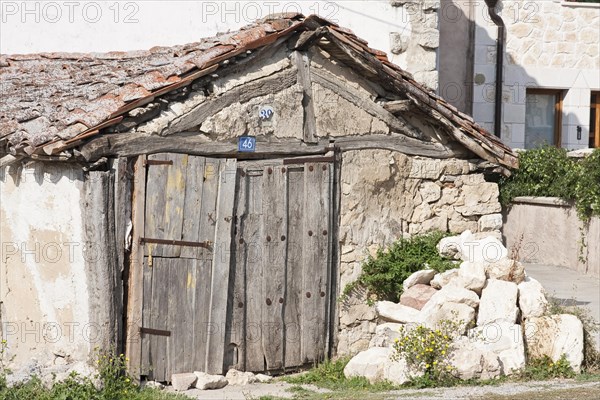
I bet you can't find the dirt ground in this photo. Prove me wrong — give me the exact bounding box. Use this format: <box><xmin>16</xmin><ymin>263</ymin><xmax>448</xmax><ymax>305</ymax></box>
<box><xmin>165</xmin><ymin>378</ymin><xmax>600</xmax><ymax>400</ymax></box>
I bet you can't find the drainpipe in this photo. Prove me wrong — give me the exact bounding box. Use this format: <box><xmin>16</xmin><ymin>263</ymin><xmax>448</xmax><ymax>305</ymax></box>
<box><xmin>484</xmin><ymin>0</ymin><xmax>505</xmax><ymax>138</ymax></box>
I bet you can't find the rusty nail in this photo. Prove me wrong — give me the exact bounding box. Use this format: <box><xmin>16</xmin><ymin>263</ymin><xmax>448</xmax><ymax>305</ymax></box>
<box><xmin>238</xmin><ymin>302</ymin><xmax>244</xmax><ymax>308</ymax></box>
<box><xmin>322</xmin><ymin>165</ymin><xmax>327</xmax><ymax>171</ymax></box>
<box><xmin>281</xmin><ymin>167</ymin><xmax>286</xmax><ymax>173</ymax></box>
<box><xmin>322</xmin><ymin>230</ymin><xmax>328</xmax><ymax>235</ymax></box>
<box><xmin>239</xmin><ymin>238</ymin><xmax>244</xmax><ymax>244</ymax></box>
<box><xmin>240</xmin><ymin>170</ymin><xmax>246</xmax><ymax>177</ymax></box>
<box><xmin>308</xmin><ymin>230</ymin><xmax>313</xmax><ymax>236</ymax></box>
<box><xmin>266</xmin><ymin>298</ymin><xmax>272</xmax><ymax>306</ymax></box>
<box><xmin>306</xmin><ymin>292</ymin><xmax>311</xmax><ymax>298</ymax></box>
<box><xmin>268</xmin><ymin>167</ymin><xmax>273</xmax><ymax>174</ymax></box>
<box><xmin>309</xmin><ymin>165</ymin><xmax>314</xmax><ymax>172</ymax></box>
<box><xmin>281</xmin><ymin>235</ymin><xmax>286</xmax><ymax>241</ymax></box>
<box><xmin>267</xmin><ymin>235</ymin><xmax>272</xmax><ymax>242</ymax></box>
<box><xmin>279</xmin><ymin>297</ymin><xmax>284</xmax><ymax>304</ymax></box>
<box><xmin>320</xmin><ymin>291</ymin><xmax>326</xmax><ymax>297</ymax></box>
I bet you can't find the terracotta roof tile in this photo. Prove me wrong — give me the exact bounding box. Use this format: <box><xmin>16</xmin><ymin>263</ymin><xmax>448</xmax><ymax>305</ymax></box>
<box><xmin>0</xmin><ymin>13</ymin><xmax>517</xmax><ymax>169</ymax></box>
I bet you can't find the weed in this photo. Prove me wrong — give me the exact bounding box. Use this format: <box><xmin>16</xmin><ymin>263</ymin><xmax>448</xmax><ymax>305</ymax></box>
<box><xmin>342</xmin><ymin>231</ymin><xmax>454</xmax><ymax>304</ymax></box>
<box><xmin>518</xmin><ymin>354</ymin><xmax>575</xmax><ymax>380</ymax></box>
<box><xmin>282</xmin><ymin>357</ymin><xmax>396</xmax><ymax>392</ymax></box>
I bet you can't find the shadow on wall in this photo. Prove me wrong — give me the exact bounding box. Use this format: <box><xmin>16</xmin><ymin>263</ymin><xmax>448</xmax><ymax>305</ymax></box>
<box><xmin>0</xmin><ymin>162</ymin><xmax>85</xmax><ymax>188</ymax></box>
<box><xmin>438</xmin><ymin>0</ymin><xmax>591</xmax><ymax>150</ymax></box>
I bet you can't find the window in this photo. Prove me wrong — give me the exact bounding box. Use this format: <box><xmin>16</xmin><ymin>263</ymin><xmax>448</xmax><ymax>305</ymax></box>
<box><xmin>591</xmin><ymin>92</ymin><xmax>600</xmax><ymax>148</ymax></box>
<box><xmin>525</xmin><ymin>89</ymin><xmax>563</xmax><ymax>149</ymax></box>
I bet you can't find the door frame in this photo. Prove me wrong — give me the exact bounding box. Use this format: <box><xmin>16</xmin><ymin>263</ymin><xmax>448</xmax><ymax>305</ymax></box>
<box><xmin>124</xmin><ymin>149</ymin><xmax>341</xmax><ymax>378</ymax></box>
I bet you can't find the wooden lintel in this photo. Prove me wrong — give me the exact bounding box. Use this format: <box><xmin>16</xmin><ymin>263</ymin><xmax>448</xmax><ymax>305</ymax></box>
<box><xmin>291</xmin><ymin>51</ymin><xmax>318</xmax><ymax>144</ymax></box>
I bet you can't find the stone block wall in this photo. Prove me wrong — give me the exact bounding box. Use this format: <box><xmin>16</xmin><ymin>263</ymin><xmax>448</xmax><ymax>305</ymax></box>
<box><xmin>472</xmin><ymin>0</ymin><xmax>599</xmax><ymax>149</ymax></box>
<box><xmin>336</xmin><ymin>150</ymin><xmax>503</xmax><ymax>356</ymax></box>
<box><xmin>389</xmin><ymin>0</ymin><xmax>440</xmax><ymax>90</ymax></box>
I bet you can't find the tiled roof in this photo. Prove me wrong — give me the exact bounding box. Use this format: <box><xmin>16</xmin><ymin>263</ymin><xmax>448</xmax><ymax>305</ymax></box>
<box><xmin>0</xmin><ymin>13</ymin><xmax>518</xmax><ymax>169</ymax></box>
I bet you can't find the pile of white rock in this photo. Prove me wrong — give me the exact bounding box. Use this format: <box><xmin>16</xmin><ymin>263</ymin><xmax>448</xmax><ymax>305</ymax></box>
<box><xmin>344</xmin><ymin>231</ymin><xmax>585</xmax><ymax>385</ymax></box>
<box><xmin>169</xmin><ymin>369</ymin><xmax>273</xmax><ymax>392</ymax></box>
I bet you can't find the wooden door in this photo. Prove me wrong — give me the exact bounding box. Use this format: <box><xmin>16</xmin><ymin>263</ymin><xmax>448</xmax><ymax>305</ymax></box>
<box><xmin>135</xmin><ymin>154</ymin><xmax>334</xmax><ymax>380</ymax></box>
<box><xmin>225</xmin><ymin>160</ymin><xmax>334</xmax><ymax>372</ymax></box>
<box><xmin>139</xmin><ymin>154</ymin><xmax>236</xmax><ymax>381</ymax></box>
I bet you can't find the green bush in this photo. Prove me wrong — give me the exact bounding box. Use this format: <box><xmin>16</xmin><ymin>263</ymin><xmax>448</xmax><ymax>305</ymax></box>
<box><xmin>499</xmin><ymin>147</ymin><xmax>600</xmax><ymax>220</ymax></box>
<box><xmin>391</xmin><ymin>318</ymin><xmax>462</xmax><ymax>386</ymax></box>
<box><xmin>342</xmin><ymin>231</ymin><xmax>455</xmax><ymax>303</ymax></box>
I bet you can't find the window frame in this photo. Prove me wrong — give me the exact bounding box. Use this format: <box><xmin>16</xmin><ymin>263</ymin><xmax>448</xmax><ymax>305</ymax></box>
<box><xmin>525</xmin><ymin>88</ymin><xmax>564</xmax><ymax>148</ymax></box>
<box><xmin>591</xmin><ymin>92</ymin><xmax>600</xmax><ymax>148</ymax></box>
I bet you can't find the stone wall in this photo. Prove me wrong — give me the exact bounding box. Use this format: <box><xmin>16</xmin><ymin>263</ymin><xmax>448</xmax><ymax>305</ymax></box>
<box><xmin>389</xmin><ymin>0</ymin><xmax>440</xmax><ymax>90</ymax></box>
<box><xmin>472</xmin><ymin>0</ymin><xmax>600</xmax><ymax>149</ymax></box>
<box><xmin>336</xmin><ymin>150</ymin><xmax>503</xmax><ymax>355</ymax></box>
<box><xmin>503</xmin><ymin>197</ymin><xmax>600</xmax><ymax>277</ymax></box>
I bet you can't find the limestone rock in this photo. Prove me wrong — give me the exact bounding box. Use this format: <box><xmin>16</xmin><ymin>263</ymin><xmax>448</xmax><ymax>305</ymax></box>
<box><xmin>171</xmin><ymin>373</ymin><xmax>197</xmax><ymax>391</ymax></box>
<box><xmin>477</xmin><ymin>279</ymin><xmax>519</xmax><ymax>325</ymax></box>
<box><xmin>419</xmin><ymin>181</ymin><xmax>441</xmax><ymax>203</ymax></box>
<box><xmin>525</xmin><ymin>314</ymin><xmax>584</xmax><ymax>372</ymax></box>
<box><xmin>478</xmin><ymin>213</ymin><xmax>503</xmax><ymax>232</ymax></box>
<box><xmin>193</xmin><ymin>371</ymin><xmax>228</xmax><ymax>390</ymax></box>
<box><xmin>461</xmin><ymin>236</ymin><xmax>508</xmax><ymax>264</ymax></box>
<box><xmin>400</xmin><ymin>284</ymin><xmax>437</xmax><ymax>310</ymax></box>
<box><xmin>470</xmin><ymin>322</ymin><xmax>526</xmax><ymax>375</ymax></box>
<box><xmin>428</xmin><ymin>284</ymin><xmax>480</xmax><ymax>309</ymax></box>
<box><xmin>343</xmin><ymin>347</ymin><xmax>391</xmax><ymax>383</ymax></box>
<box><xmin>403</xmin><ymin>269</ymin><xmax>436</xmax><ymax>290</ymax></box>
<box><xmin>375</xmin><ymin>301</ymin><xmax>422</xmax><ymax>324</ymax></box>
<box><xmin>369</xmin><ymin>323</ymin><xmax>403</xmax><ymax>348</ymax></box>
<box><xmin>453</xmin><ymin>261</ymin><xmax>486</xmax><ymax>294</ymax></box>
<box><xmin>225</xmin><ymin>369</ymin><xmax>258</xmax><ymax>385</ymax></box>
<box><xmin>421</xmin><ymin>301</ymin><xmax>475</xmax><ymax>334</ymax></box>
<box><xmin>485</xmin><ymin>258</ymin><xmax>526</xmax><ymax>284</ymax></box>
<box><xmin>144</xmin><ymin>381</ymin><xmax>165</xmax><ymax>390</ymax></box>
<box><xmin>449</xmin><ymin>336</ymin><xmax>502</xmax><ymax>380</ymax></box>
<box><xmin>518</xmin><ymin>277</ymin><xmax>548</xmax><ymax>318</ymax></box>
<box><xmin>437</xmin><ymin>233</ymin><xmax>467</xmax><ymax>259</ymax></box>
<box><xmin>340</xmin><ymin>303</ymin><xmax>377</xmax><ymax>327</ymax></box>
<box><xmin>255</xmin><ymin>373</ymin><xmax>273</xmax><ymax>383</ymax></box>
<box><xmin>430</xmin><ymin>268</ymin><xmax>459</xmax><ymax>289</ymax></box>
<box><xmin>344</xmin><ymin>347</ymin><xmax>418</xmax><ymax>385</ymax></box>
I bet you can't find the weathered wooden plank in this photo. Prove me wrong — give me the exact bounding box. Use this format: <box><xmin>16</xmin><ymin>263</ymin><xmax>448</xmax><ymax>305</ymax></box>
<box><xmin>301</xmin><ymin>162</ymin><xmax>330</xmax><ymax>364</ymax></box>
<box><xmin>225</xmin><ymin>167</ymin><xmax>248</xmax><ymax>371</ymax></box>
<box><xmin>333</xmin><ymin>134</ymin><xmax>461</xmax><ymax>158</ymax></box>
<box><xmin>243</xmin><ymin>169</ymin><xmax>266</xmax><ymax>372</ymax></box>
<box><xmin>291</xmin><ymin>51</ymin><xmax>317</xmax><ymax>144</ymax></box>
<box><xmin>283</xmin><ymin>166</ymin><xmax>305</xmax><ymax>368</ymax></box>
<box><xmin>126</xmin><ymin>155</ymin><xmax>146</xmax><ymax>377</ymax></box>
<box><xmin>261</xmin><ymin>164</ymin><xmax>287</xmax><ymax>370</ymax></box>
<box><xmin>192</xmin><ymin>256</ymin><xmax>212</xmax><ymax>372</ymax></box>
<box><xmin>382</xmin><ymin>100</ymin><xmax>412</xmax><ymax>114</ymax></box>
<box><xmin>205</xmin><ymin>159</ymin><xmax>237</xmax><ymax>374</ymax></box>
<box><xmin>140</xmin><ymin>256</ymin><xmax>153</xmax><ymax>376</ymax></box>
<box><xmin>149</xmin><ymin>257</ymin><xmax>171</xmax><ymax>382</ymax></box>
<box><xmin>144</xmin><ymin>153</ymin><xmax>188</xmax><ymax>257</ymax></box>
<box><xmin>80</xmin><ymin>133</ymin><xmax>331</xmax><ymax>162</ymax></box>
<box><xmin>181</xmin><ymin>156</ymin><xmax>206</xmax><ymax>259</ymax></box>
<box><xmin>164</xmin><ymin>70</ymin><xmax>297</xmax><ymax>135</ymax></box>
<box><xmin>167</xmin><ymin>258</ymin><xmax>193</xmax><ymax>375</ymax></box>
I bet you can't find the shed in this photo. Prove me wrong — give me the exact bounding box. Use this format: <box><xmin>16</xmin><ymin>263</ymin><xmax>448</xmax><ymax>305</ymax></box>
<box><xmin>0</xmin><ymin>14</ymin><xmax>517</xmax><ymax>382</ymax></box>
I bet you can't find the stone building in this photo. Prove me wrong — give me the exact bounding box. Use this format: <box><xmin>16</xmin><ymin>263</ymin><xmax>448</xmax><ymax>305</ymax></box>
<box><xmin>439</xmin><ymin>0</ymin><xmax>600</xmax><ymax>149</ymax></box>
<box><xmin>0</xmin><ymin>14</ymin><xmax>516</xmax><ymax>381</ymax></box>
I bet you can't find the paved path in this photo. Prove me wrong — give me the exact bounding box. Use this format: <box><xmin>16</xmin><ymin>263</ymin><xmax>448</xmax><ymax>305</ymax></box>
<box><xmin>525</xmin><ymin>263</ymin><xmax>600</xmax><ymax>349</ymax></box>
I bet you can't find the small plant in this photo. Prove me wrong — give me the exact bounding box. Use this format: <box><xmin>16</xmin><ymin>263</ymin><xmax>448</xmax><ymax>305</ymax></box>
<box><xmin>520</xmin><ymin>354</ymin><xmax>575</xmax><ymax>380</ymax></box>
<box><xmin>342</xmin><ymin>231</ymin><xmax>454</xmax><ymax>304</ymax></box>
<box><xmin>391</xmin><ymin>318</ymin><xmax>462</xmax><ymax>386</ymax></box>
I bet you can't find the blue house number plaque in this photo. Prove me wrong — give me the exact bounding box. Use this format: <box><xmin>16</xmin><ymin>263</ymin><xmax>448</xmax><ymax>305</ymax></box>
<box><xmin>238</xmin><ymin>136</ymin><xmax>256</xmax><ymax>152</ymax></box>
